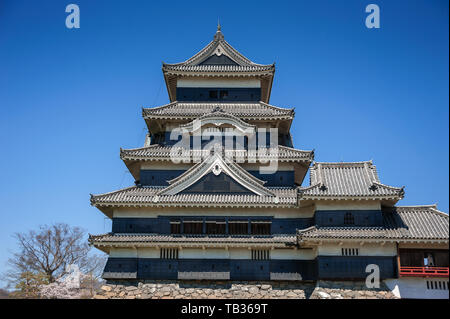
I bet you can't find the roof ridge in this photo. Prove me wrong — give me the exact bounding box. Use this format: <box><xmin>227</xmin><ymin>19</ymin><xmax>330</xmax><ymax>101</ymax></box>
<box><xmin>121</xmin><ymin>144</ymin><xmax>163</xmax><ymax>152</ymax></box>
<box><xmin>259</xmin><ymin>101</ymin><xmax>294</xmax><ymax>112</ymax></box>
<box><xmin>312</xmin><ymin>160</ymin><xmax>373</xmax><ymax>166</ymax></box>
<box><xmin>90</xmin><ymin>186</ymin><xmax>138</xmax><ymax>200</ymax></box>
<box><xmin>395</xmin><ymin>205</ymin><xmax>448</xmax><ymax>218</ymax></box>
<box><xmin>372</xmin><ymin>181</ymin><xmax>404</xmax><ymax>192</ymax></box>
<box><xmin>142</xmin><ymin>101</ymin><xmax>177</xmax><ymax>112</ymax></box>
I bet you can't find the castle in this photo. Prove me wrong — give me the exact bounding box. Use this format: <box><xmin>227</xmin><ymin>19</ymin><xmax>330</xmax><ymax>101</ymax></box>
<box><xmin>89</xmin><ymin>26</ymin><xmax>449</xmax><ymax>299</ymax></box>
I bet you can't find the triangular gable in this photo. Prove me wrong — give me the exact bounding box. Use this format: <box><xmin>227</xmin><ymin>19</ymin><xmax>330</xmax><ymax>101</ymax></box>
<box><xmin>158</xmin><ymin>153</ymin><xmax>274</xmax><ymax>196</ymax></box>
<box><xmin>199</xmin><ymin>54</ymin><xmax>239</xmax><ymax>66</ymax></box>
<box><xmin>163</xmin><ymin>29</ymin><xmax>269</xmax><ymax>68</ymax></box>
<box><xmin>180</xmin><ymin>172</ymin><xmax>255</xmax><ymax>194</ymax></box>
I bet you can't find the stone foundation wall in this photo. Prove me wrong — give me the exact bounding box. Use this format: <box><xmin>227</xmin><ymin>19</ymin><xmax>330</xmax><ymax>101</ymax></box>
<box><xmin>93</xmin><ymin>280</ymin><xmax>398</xmax><ymax>299</ymax></box>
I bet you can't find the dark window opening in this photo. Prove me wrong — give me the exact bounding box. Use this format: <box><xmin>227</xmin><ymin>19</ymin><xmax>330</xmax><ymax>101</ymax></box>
<box><xmin>344</xmin><ymin>212</ymin><xmax>355</xmax><ymax>225</ymax></box>
<box><xmin>183</xmin><ymin>221</ymin><xmax>203</xmax><ymax>234</ymax></box>
<box><xmin>251</xmin><ymin>221</ymin><xmax>271</xmax><ymax>235</ymax></box>
<box><xmin>206</xmin><ymin>220</ymin><xmax>226</xmax><ymax>235</ymax></box>
<box><xmin>220</xmin><ymin>90</ymin><xmax>228</xmax><ymax>99</ymax></box>
<box><xmin>170</xmin><ymin>221</ymin><xmax>181</xmax><ymax>234</ymax></box>
<box><xmin>229</xmin><ymin>221</ymin><xmax>248</xmax><ymax>235</ymax></box>
<box><xmin>424</xmin><ymin>252</ymin><xmax>435</xmax><ymax>267</ymax></box>
<box><xmin>209</xmin><ymin>90</ymin><xmax>218</xmax><ymax>99</ymax></box>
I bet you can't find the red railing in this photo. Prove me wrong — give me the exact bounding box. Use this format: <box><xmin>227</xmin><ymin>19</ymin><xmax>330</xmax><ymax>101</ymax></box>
<box><xmin>399</xmin><ymin>266</ymin><xmax>449</xmax><ymax>278</ymax></box>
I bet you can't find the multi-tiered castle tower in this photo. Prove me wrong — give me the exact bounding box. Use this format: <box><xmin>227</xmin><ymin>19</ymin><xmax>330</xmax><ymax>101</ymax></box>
<box><xmin>90</xmin><ymin>26</ymin><xmax>448</xmax><ymax>298</ymax></box>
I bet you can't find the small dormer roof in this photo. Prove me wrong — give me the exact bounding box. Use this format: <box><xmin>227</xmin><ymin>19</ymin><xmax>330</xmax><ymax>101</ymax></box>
<box><xmin>299</xmin><ymin>161</ymin><xmax>405</xmax><ymax>201</ymax></box>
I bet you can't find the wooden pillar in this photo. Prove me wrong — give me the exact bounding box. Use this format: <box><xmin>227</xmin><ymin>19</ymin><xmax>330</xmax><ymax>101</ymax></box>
<box><xmin>396</xmin><ymin>242</ymin><xmax>401</xmax><ymax>278</ymax></box>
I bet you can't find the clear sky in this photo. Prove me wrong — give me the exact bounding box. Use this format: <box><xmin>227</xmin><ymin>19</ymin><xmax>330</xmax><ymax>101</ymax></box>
<box><xmin>0</xmin><ymin>0</ymin><xmax>448</xmax><ymax>288</ymax></box>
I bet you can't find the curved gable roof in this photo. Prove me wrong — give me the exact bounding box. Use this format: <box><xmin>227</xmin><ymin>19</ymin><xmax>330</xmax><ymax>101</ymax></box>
<box><xmin>159</xmin><ymin>153</ymin><xmax>274</xmax><ymax>196</ymax></box>
<box><xmin>163</xmin><ymin>28</ymin><xmax>274</xmax><ymax>71</ymax></box>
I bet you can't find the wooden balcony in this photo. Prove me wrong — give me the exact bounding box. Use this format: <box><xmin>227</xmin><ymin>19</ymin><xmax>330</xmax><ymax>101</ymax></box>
<box><xmin>399</xmin><ymin>266</ymin><xmax>449</xmax><ymax>278</ymax></box>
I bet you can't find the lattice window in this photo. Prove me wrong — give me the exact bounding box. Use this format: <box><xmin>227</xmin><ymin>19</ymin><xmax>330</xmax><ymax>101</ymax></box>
<box><xmin>342</xmin><ymin>248</ymin><xmax>359</xmax><ymax>256</ymax></box>
<box><xmin>228</xmin><ymin>220</ymin><xmax>248</xmax><ymax>235</ymax></box>
<box><xmin>426</xmin><ymin>280</ymin><xmax>449</xmax><ymax>290</ymax></box>
<box><xmin>160</xmin><ymin>248</ymin><xmax>179</xmax><ymax>259</ymax></box>
<box><xmin>183</xmin><ymin>220</ymin><xmax>203</xmax><ymax>234</ymax></box>
<box><xmin>250</xmin><ymin>221</ymin><xmax>271</xmax><ymax>235</ymax></box>
<box><xmin>251</xmin><ymin>249</ymin><xmax>270</xmax><ymax>260</ymax></box>
<box><xmin>206</xmin><ymin>220</ymin><xmax>226</xmax><ymax>235</ymax></box>
<box><xmin>170</xmin><ymin>220</ymin><xmax>181</xmax><ymax>234</ymax></box>
<box><xmin>344</xmin><ymin>212</ymin><xmax>355</xmax><ymax>225</ymax></box>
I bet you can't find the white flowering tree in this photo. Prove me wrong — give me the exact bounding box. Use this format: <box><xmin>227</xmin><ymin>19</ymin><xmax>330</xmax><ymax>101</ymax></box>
<box><xmin>39</xmin><ymin>264</ymin><xmax>103</xmax><ymax>299</ymax></box>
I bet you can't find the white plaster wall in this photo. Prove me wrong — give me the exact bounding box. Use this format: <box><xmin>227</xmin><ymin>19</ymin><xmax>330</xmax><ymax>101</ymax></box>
<box><xmin>110</xmin><ymin>247</ymin><xmax>137</xmax><ymax>258</ymax></box>
<box><xmin>384</xmin><ymin>278</ymin><xmax>449</xmax><ymax>299</ymax></box>
<box><xmin>241</xmin><ymin>163</ymin><xmax>294</xmax><ymax>171</ymax></box>
<box><xmin>315</xmin><ymin>201</ymin><xmax>381</xmax><ymax>211</ymax></box>
<box><xmin>180</xmin><ymin>248</ymin><xmax>230</xmax><ymax>259</ymax></box>
<box><xmin>137</xmin><ymin>248</ymin><xmax>160</xmax><ymax>258</ymax></box>
<box><xmin>228</xmin><ymin>249</ymin><xmax>251</xmax><ymax>259</ymax></box>
<box><xmin>177</xmin><ymin>78</ymin><xmax>260</xmax><ymax>88</ymax></box>
<box><xmin>318</xmin><ymin>243</ymin><xmax>397</xmax><ymax>256</ymax></box>
<box><xmin>270</xmin><ymin>248</ymin><xmax>317</xmax><ymax>260</ymax></box>
<box><xmin>108</xmin><ymin>248</ymin><xmax>318</xmax><ymax>260</ymax></box>
<box><xmin>113</xmin><ymin>206</ymin><xmax>315</xmax><ymax>219</ymax></box>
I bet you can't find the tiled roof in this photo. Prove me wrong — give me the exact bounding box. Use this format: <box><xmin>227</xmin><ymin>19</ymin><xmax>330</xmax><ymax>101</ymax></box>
<box><xmin>299</xmin><ymin>161</ymin><xmax>404</xmax><ymax>200</ymax></box>
<box><xmin>298</xmin><ymin>205</ymin><xmax>449</xmax><ymax>243</ymax></box>
<box><xmin>120</xmin><ymin>145</ymin><xmax>314</xmax><ymax>163</ymax></box>
<box><xmin>163</xmin><ymin>64</ymin><xmax>275</xmax><ymax>73</ymax></box>
<box><xmin>142</xmin><ymin>102</ymin><xmax>294</xmax><ymax>120</ymax></box>
<box><xmin>162</xmin><ymin>29</ymin><xmax>274</xmax><ymax>74</ymax></box>
<box><xmin>89</xmin><ymin>233</ymin><xmax>296</xmax><ymax>248</ymax></box>
<box><xmin>383</xmin><ymin>205</ymin><xmax>449</xmax><ymax>241</ymax></box>
<box><xmin>90</xmin><ymin>186</ymin><xmax>298</xmax><ymax>209</ymax></box>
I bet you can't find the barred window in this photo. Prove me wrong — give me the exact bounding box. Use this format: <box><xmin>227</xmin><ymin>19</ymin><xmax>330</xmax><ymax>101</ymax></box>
<box><xmin>170</xmin><ymin>220</ymin><xmax>181</xmax><ymax>234</ymax></box>
<box><xmin>183</xmin><ymin>220</ymin><xmax>203</xmax><ymax>234</ymax></box>
<box><xmin>206</xmin><ymin>220</ymin><xmax>226</xmax><ymax>235</ymax></box>
<box><xmin>427</xmin><ymin>280</ymin><xmax>449</xmax><ymax>290</ymax></box>
<box><xmin>228</xmin><ymin>220</ymin><xmax>248</xmax><ymax>235</ymax></box>
<box><xmin>344</xmin><ymin>212</ymin><xmax>355</xmax><ymax>225</ymax></box>
<box><xmin>251</xmin><ymin>249</ymin><xmax>270</xmax><ymax>260</ymax></box>
<box><xmin>342</xmin><ymin>248</ymin><xmax>359</xmax><ymax>256</ymax></box>
<box><xmin>160</xmin><ymin>248</ymin><xmax>178</xmax><ymax>259</ymax></box>
<box><xmin>250</xmin><ymin>221</ymin><xmax>271</xmax><ymax>235</ymax></box>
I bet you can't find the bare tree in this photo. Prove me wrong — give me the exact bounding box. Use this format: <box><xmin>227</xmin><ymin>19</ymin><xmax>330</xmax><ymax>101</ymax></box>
<box><xmin>6</xmin><ymin>223</ymin><xmax>105</xmax><ymax>285</ymax></box>
<box><xmin>0</xmin><ymin>288</ymin><xmax>10</xmax><ymax>299</ymax></box>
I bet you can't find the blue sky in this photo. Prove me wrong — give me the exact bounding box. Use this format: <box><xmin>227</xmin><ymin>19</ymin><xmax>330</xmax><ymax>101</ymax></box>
<box><xmin>0</xmin><ymin>0</ymin><xmax>448</xmax><ymax>287</ymax></box>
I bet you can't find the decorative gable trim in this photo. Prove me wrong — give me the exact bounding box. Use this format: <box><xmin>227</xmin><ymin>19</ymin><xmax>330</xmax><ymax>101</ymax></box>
<box><xmin>158</xmin><ymin>153</ymin><xmax>274</xmax><ymax>197</ymax></box>
<box><xmin>179</xmin><ymin>110</ymin><xmax>256</xmax><ymax>133</ymax></box>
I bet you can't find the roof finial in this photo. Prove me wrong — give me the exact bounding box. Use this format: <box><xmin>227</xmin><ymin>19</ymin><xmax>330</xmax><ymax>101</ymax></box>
<box><xmin>214</xmin><ymin>19</ymin><xmax>224</xmax><ymax>40</ymax></box>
